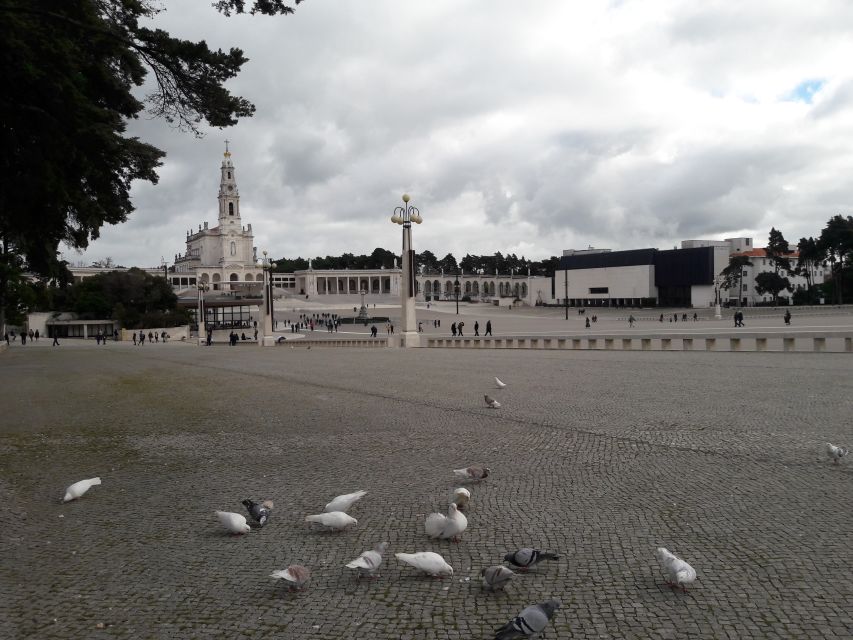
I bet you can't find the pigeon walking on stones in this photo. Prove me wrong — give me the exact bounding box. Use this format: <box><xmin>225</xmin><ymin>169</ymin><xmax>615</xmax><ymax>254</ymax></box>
<box><xmin>270</xmin><ymin>565</ymin><xmax>311</xmax><ymax>590</ymax></box>
<box><xmin>242</xmin><ymin>499</ymin><xmax>273</xmax><ymax>527</ymax></box>
<box><xmin>826</xmin><ymin>442</ymin><xmax>849</xmax><ymax>464</ymax></box>
<box><xmin>425</xmin><ymin>503</ymin><xmax>468</xmax><ymax>542</ymax></box>
<box><xmin>324</xmin><ymin>490</ymin><xmax>367</xmax><ymax>513</ymax></box>
<box><xmin>481</xmin><ymin>565</ymin><xmax>515</xmax><ymax>591</ymax></box>
<box><xmin>485</xmin><ymin>394</ymin><xmax>501</xmax><ymax>409</ymax></box>
<box><xmin>395</xmin><ymin>551</ymin><xmax>454</xmax><ymax>577</ymax></box>
<box><xmin>345</xmin><ymin>542</ymin><xmax>389</xmax><ymax>579</ymax></box>
<box><xmin>63</xmin><ymin>477</ymin><xmax>101</xmax><ymax>502</ymax></box>
<box><xmin>655</xmin><ymin>547</ymin><xmax>697</xmax><ymax>591</ymax></box>
<box><xmin>451</xmin><ymin>487</ymin><xmax>471</xmax><ymax>510</ymax></box>
<box><xmin>495</xmin><ymin>377</ymin><xmax>507</xmax><ymax>389</ymax></box>
<box><xmin>216</xmin><ymin>511</ymin><xmax>251</xmax><ymax>534</ymax></box>
<box><xmin>453</xmin><ymin>465</ymin><xmax>490</xmax><ymax>482</ymax></box>
<box><xmin>493</xmin><ymin>599</ymin><xmax>561</xmax><ymax>639</ymax></box>
<box><xmin>305</xmin><ymin>511</ymin><xmax>357</xmax><ymax>531</ymax></box>
<box><xmin>503</xmin><ymin>548</ymin><xmax>560</xmax><ymax>572</ymax></box>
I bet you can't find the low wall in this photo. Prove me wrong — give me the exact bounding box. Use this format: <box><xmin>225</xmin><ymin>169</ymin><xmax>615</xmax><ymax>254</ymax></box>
<box><xmin>275</xmin><ymin>337</ymin><xmax>389</xmax><ymax>349</ymax></box>
<box><xmin>425</xmin><ymin>333</ymin><xmax>853</xmax><ymax>353</ymax></box>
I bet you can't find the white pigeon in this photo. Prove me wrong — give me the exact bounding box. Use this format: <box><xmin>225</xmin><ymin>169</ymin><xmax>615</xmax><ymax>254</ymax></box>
<box><xmin>425</xmin><ymin>503</ymin><xmax>468</xmax><ymax>541</ymax></box>
<box><xmin>395</xmin><ymin>551</ymin><xmax>454</xmax><ymax>577</ymax></box>
<box><xmin>63</xmin><ymin>477</ymin><xmax>101</xmax><ymax>502</ymax></box>
<box><xmin>451</xmin><ymin>487</ymin><xmax>471</xmax><ymax>510</ymax></box>
<box><xmin>270</xmin><ymin>564</ymin><xmax>311</xmax><ymax>590</ymax></box>
<box><xmin>495</xmin><ymin>377</ymin><xmax>507</xmax><ymax>389</ymax></box>
<box><xmin>216</xmin><ymin>510</ymin><xmax>251</xmax><ymax>534</ymax></box>
<box><xmin>345</xmin><ymin>542</ymin><xmax>389</xmax><ymax>578</ymax></box>
<box><xmin>305</xmin><ymin>511</ymin><xmax>357</xmax><ymax>531</ymax></box>
<box><xmin>324</xmin><ymin>489</ymin><xmax>367</xmax><ymax>513</ymax></box>
<box><xmin>826</xmin><ymin>442</ymin><xmax>849</xmax><ymax>464</ymax></box>
<box><xmin>485</xmin><ymin>394</ymin><xmax>501</xmax><ymax>409</ymax></box>
<box><xmin>655</xmin><ymin>547</ymin><xmax>697</xmax><ymax>591</ymax></box>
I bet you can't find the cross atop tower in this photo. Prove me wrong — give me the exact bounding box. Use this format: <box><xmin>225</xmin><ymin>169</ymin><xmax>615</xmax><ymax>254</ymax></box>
<box><xmin>224</xmin><ymin>139</ymin><xmax>231</xmax><ymax>157</ymax></box>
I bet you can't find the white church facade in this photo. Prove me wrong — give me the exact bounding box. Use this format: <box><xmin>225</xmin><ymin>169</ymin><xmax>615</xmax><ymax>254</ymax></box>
<box><xmin>171</xmin><ymin>145</ymin><xmax>261</xmax><ymax>290</ymax></box>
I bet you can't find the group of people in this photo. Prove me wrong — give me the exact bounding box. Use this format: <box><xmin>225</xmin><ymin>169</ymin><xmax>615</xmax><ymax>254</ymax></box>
<box><xmin>94</xmin><ymin>329</ymin><xmax>120</xmax><ymax>344</ymax></box>
<box><xmin>450</xmin><ymin>320</ymin><xmax>492</xmax><ymax>337</ymax></box>
<box><xmin>131</xmin><ymin>330</ymin><xmax>170</xmax><ymax>345</ymax></box>
<box><xmin>4</xmin><ymin>329</ymin><xmax>40</xmax><ymax>345</ymax></box>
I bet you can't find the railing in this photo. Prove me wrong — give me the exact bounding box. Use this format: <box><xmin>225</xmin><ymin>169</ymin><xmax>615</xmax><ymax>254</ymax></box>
<box><xmin>425</xmin><ymin>333</ymin><xmax>853</xmax><ymax>353</ymax></box>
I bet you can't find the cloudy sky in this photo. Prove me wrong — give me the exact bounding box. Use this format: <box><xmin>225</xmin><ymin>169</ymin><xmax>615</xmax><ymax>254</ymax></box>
<box><xmin>69</xmin><ymin>0</ymin><xmax>853</xmax><ymax>268</ymax></box>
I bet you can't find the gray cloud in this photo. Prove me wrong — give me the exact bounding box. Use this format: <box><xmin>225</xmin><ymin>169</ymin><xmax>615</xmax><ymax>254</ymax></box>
<box><xmin>69</xmin><ymin>1</ymin><xmax>853</xmax><ymax>267</ymax></box>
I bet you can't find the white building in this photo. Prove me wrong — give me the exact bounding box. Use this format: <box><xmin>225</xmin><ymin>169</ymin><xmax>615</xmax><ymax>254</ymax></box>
<box><xmin>724</xmin><ymin>248</ymin><xmax>826</xmax><ymax>306</ymax></box>
<box><xmin>172</xmin><ymin>145</ymin><xmax>261</xmax><ymax>290</ymax></box>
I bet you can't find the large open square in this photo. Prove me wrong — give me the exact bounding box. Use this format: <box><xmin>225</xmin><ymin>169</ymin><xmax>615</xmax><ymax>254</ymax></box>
<box><xmin>1</xmin><ymin>342</ymin><xmax>851</xmax><ymax>639</ymax></box>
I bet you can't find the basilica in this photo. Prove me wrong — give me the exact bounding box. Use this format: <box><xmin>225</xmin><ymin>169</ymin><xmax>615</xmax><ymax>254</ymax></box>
<box><xmin>171</xmin><ymin>145</ymin><xmax>261</xmax><ymax>290</ymax></box>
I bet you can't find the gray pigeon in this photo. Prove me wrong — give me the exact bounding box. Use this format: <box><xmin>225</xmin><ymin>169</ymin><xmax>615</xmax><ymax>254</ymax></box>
<box><xmin>481</xmin><ymin>565</ymin><xmax>515</xmax><ymax>591</ymax></box>
<box><xmin>242</xmin><ymin>499</ymin><xmax>273</xmax><ymax>527</ymax></box>
<box><xmin>485</xmin><ymin>394</ymin><xmax>501</xmax><ymax>409</ymax></box>
<box><xmin>503</xmin><ymin>548</ymin><xmax>560</xmax><ymax>572</ymax></box>
<box><xmin>493</xmin><ymin>599</ymin><xmax>561</xmax><ymax>639</ymax></box>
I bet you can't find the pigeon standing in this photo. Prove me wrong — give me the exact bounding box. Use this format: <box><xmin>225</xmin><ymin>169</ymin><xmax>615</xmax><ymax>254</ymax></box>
<box><xmin>216</xmin><ymin>511</ymin><xmax>251</xmax><ymax>534</ymax></box>
<box><xmin>324</xmin><ymin>490</ymin><xmax>367</xmax><ymax>513</ymax></box>
<box><xmin>63</xmin><ymin>477</ymin><xmax>101</xmax><ymax>502</ymax></box>
<box><xmin>305</xmin><ymin>511</ymin><xmax>357</xmax><ymax>531</ymax></box>
<box><xmin>270</xmin><ymin>565</ymin><xmax>311</xmax><ymax>590</ymax></box>
<box><xmin>485</xmin><ymin>394</ymin><xmax>501</xmax><ymax>409</ymax></box>
<box><xmin>345</xmin><ymin>542</ymin><xmax>389</xmax><ymax>579</ymax></box>
<box><xmin>655</xmin><ymin>547</ymin><xmax>697</xmax><ymax>591</ymax></box>
<box><xmin>481</xmin><ymin>565</ymin><xmax>515</xmax><ymax>591</ymax></box>
<box><xmin>425</xmin><ymin>503</ymin><xmax>468</xmax><ymax>542</ymax></box>
<box><xmin>451</xmin><ymin>487</ymin><xmax>471</xmax><ymax>510</ymax></box>
<box><xmin>453</xmin><ymin>465</ymin><xmax>491</xmax><ymax>481</ymax></box>
<box><xmin>493</xmin><ymin>599</ymin><xmax>561</xmax><ymax>639</ymax></box>
<box><xmin>826</xmin><ymin>442</ymin><xmax>849</xmax><ymax>464</ymax></box>
<box><xmin>503</xmin><ymin>548</ymin><xmax>560</xmax><ymax>572</ymax></box>
<box><xmin>495</xmin><ymin>377</ymin><xmax>507</xmax><ymax>389</ymax></box>
<box><xmin>395</xmin><ymin>551</ymin><xmax>454</xmax><ymax>577</ymax></box>
<box><xmin>242</xmin><ymin>499</ymin><xmax>274</xmax><ymax>527</ymax></box>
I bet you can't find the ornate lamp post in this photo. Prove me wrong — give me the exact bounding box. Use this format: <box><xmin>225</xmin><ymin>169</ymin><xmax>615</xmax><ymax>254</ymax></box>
<box><xmin>256</xmin><ymin>250</ymin><xmax>277</xmax><ymax>345</ymax></box>
<box><xmin>390</xmin><ymin>194</ymin><xmax>423</xmax><ymax>346</ymax></box>
<box><xmin>196</xmin><ymin>283</ymin><xmax>209</xmax><ymax>346</ymax></box>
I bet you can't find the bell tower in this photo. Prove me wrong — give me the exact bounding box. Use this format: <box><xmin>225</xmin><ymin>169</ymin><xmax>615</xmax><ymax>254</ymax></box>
<box><xmin>218</xmin><ymin>140</ymin><xmax>241</xmax><ymax>226</ymax></box>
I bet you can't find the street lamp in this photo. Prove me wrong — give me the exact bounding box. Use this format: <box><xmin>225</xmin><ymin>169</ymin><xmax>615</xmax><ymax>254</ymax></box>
<box><xmin>454</xmin><ymin>271</ymin><xmax>460</xmax><ymax>315</ymax></box>
<box><xmin>256</xmin><ymin>250</ymin><xmax>277</xmax><ymax>345</ymax></box>
<box><xmin>196</xmin><ymin>282</ymin><xmax>209</xmax><ymax>346</ymax></box>
<box><xmin>390</xmin><ymin>194</ymin><xmax>423</xmax><ymax>346</ymax></box>
<box><xmin>713</xmin><ymin>275</ymin><xmax>722</xmax><ymax>319</ymax></box>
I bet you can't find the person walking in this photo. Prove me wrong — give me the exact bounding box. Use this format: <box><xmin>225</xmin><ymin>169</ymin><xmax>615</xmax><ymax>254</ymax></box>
<box><xmin>784</xmin><ymin>309</ymin><xmax>791</xmax><ymax>325</ymax></box>
<box><xmin>451</xmin><ymin>322</ymin><xmax>457</xmax><ymax>337</ymax></box>
<box><xmin>133</xmin><ymin>332</ymin><xmax>137</xmax><ymax>346</ymax></box>
<box><xmin>474</xmin><ymin>321</ymin><xmax>480</xmax><ymax>336</ymax></box>
<box><xmin>485</xmin><ymin>320</ymin><xmax>492</xmax><ymax>336</ymax></box>
<box><xmin>585</xmin><ymin>317</ymin><xmax>590</xmax><ymax>328</ymax></box>
<box><xmin>628</xmin><ymin>315</ymin><xmax>635</xmax><ymax>327</ymax></box>
<box><xmin>52</xmin><ymin>333</ymin><xmax>60</xmax><ymax>346</ymax></box>
<box><xmin>458</xmin><ymin>321</ymin><xmax>464</xmax><ymax>336</ymax></box>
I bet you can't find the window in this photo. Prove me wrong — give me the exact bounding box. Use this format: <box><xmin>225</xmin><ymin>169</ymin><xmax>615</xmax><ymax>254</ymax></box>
<box><xmin>742</xmin><ymin>270</ymin><xmax>748</xmax><ymax>276</ymax></box>
<box><xmin>227</xmin><ymin>171</ymin><xmax>231</xmax><ymax>179</ymax></box>
<box><xmin>589</xmin><ymin>287</ymin><xmax>609</xmax><ymax>294</ymax></box>
<box><xmin>742</xmin><ymin>284</ymin><xmax>747</xmax><ymax>291</ymax></box>
<box><xmin>746</xmin><ymin>238</ymin><xmax>751</xmax><ymax>245</ymax></box>
<box><xmin>228</xmin><ymin>202</ymin><xmax>234</xmax><ymax>216</ymax></box>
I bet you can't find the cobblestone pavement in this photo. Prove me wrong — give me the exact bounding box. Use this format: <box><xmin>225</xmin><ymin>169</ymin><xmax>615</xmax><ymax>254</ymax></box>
<box><xmin>1</xmin><ymin>344</ymin><xmax>851</xmax><ymax>639</ymax></box>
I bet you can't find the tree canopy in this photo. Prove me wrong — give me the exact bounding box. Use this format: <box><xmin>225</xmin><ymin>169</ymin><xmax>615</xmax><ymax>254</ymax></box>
<box><xmin>0</xmin><ymin>0</ymin><xmax>305</xmax><ymax>331</ymax></box>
